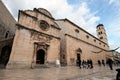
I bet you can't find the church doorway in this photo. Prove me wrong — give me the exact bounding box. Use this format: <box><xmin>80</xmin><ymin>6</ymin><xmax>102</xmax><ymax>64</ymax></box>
<box><xmin>77</xmin><ymin>53</ymin><xmax>81</xmax><ymax>61</ymax></box>
<box><xmin>76</xmin><ymin>48</ymin><xmax>82</xmax><ymax>66</ymax></box>
<box><xmin>36</xmin><ymin>49</ymin><xmax>45</xmax><ymax>64</ymax></box>
<box><xmin>76</xmin><ymin>53</ymin><xmax>81</xmax><ymax>66</ymax></box>
<box><xmin>0</xmin><ymin>46</ymin><xmax>11</xmax><ymax>68</ymax></box>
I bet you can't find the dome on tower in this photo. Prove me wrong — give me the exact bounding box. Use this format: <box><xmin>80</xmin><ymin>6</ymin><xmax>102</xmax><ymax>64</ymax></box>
<box><xmin>96</xmin><ymin>24</ymin><xmax>104</xmax><ymax>28</ymax></box>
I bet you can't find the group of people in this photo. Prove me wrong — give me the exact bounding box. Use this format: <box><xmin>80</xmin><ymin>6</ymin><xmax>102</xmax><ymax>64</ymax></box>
<box><xmin>97</xmin><ymin>59</ymin><xmax>105</xmax><ymax>66</ymax></box>
<box><xmin>98</xmin><ymin>59</ymin><xmax>113</xmax><ymax>70</ymax></box>
<box><xmin>77</xmin><ymin>59</ymin><xmax>93</xmax><ymax>69</ymax></box>
<box><xmin>76</xmin><ymin>58</ymin><xmax>120</xmax><ymax>70</ymax></box>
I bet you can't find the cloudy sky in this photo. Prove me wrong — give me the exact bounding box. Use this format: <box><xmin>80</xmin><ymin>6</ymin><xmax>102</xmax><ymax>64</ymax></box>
<box><xmin>2</xmin><ymin>0</ymin><xmax>120</xmax><ymax>52</ymax></box>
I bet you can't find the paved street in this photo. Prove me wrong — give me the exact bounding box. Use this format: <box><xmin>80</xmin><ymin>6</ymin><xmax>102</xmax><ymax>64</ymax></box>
<box><xmin>0</xmin><ymin>65</ymin><xmax>119</xmax><ymax>80</ymax></box>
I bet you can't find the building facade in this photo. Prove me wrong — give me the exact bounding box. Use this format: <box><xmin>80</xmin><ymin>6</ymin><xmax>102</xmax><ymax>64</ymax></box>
<box><xmin>6</xmin><ymin>7</ymin><xmax>112</xmax><ymax>68</ymax></box>
<box><xmin>0</xmin><ymin>1</ymin><xmax>16</xmax><ymax>68</ymax></box>
<box><xmin>7</xmin><ymin>8</ymin><xmax>61</xmax><ymax>68</ymax></box>
<box><xmin>56</xmin><ymin>19</ymin><xmax>110</xmax><ymax>66</ymax></box>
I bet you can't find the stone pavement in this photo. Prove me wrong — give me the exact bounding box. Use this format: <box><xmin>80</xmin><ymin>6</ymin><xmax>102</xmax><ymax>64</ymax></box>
<box><xmin>0</xmin><ymin>65</ymin><xmax>119</xmax><ymax>80</ymax></box>
<box><xmin>72</xmin><ymin>69</ymin><xmax>116</xmax><ymax>80</ymax></box>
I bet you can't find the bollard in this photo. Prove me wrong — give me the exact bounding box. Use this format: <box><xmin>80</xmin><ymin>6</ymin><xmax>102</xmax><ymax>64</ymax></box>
<box><xmin>116</xmin><ymin>68</ymin><xmax>120</xmax><ymax>80</ymax></box>
<box><xmin>56</xmin><ymin>59</ymin><xmax>60</xmax><ymax>67</ymax></box>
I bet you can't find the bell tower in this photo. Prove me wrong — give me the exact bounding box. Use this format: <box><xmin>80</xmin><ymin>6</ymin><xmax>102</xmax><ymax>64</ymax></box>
<box><xmin>96</xmin><ymin>24</ymin><xmax>108</xmax><ymax>45</ymax></box>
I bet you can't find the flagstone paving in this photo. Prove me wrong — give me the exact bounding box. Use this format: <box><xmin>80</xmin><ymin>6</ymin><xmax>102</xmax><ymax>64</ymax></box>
<box><xmin>0</xmin><ymin>65</ymin><xmax>119</xmax><ymax>80</ymax></box>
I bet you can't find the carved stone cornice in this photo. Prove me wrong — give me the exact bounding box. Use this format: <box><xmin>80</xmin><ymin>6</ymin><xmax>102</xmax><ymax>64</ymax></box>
<box><xmin>34</xmin><ymin>42</ymin><xmax>50</xmax><ymax>50</ymax></box>
<box><xmin>16</xmin><ymin>23</ymin><xmax>60</xmax><ymax>40</ymax></box>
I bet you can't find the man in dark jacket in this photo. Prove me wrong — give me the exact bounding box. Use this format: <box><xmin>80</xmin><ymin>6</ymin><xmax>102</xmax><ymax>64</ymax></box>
<box><xmin>107</xmin><ymin>58</ymin><xmax>113</xmax><ymax>70</ymax></box>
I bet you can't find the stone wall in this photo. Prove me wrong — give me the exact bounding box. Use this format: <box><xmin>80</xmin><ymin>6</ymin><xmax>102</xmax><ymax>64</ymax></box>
<box><xmin>56</xmin><ymin>19</ymin><xmax>110</xmax><ymax>66</ymax></box>
<box><xmin>65</xmin><ymin>34</ymin><xmax>109</xmax><ymax>65</ymax></box>
<box><xmin>0</xmin><ymin>1</ymin><xmax>16</xmax><ymax>68</ymax></box>
<box><xmin>0</xmin><ymin>1</ymin><xmax>16</xmax><ymax>41</ymax></box>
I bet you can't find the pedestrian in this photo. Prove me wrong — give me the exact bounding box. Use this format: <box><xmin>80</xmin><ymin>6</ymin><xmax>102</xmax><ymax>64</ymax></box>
<box><xmin>90</xmin><ymin>59</ymin><xmax>93</xmax><ymax>69</ymax></box>
<box><xmin>82</xmin><ymin>60</ymin><xmax>86</xmax><ymax>68</ymax></box>
<box><xmin>98</xmin><ymin>60</ymin><xmax>101</xmax><ymax>66</ymax></box>
<box><xmin>106</xmin><ymin>58</ymin><xmax>113</xmax><ymax>70</ymax></box>
<box><xmin>116</xmin><ymin>68</ymin><xmax>120</xmax><ymax>80</ymax></box>
<box><xmin>87</xmin><ymin>59</ymin><xmax>90</xmax><ymax>69</ymax></box>
<box><xmin>76</xmin><ymin>60</ymin><xmax>79</xmax><ymax>66</ymax></box>
<box><xmin>102</xmin><ymin>59</ymin><xmax>105</xmax><ymax>66</ymax></box>
<box><xmin>78</xmin><ymin>60</ymin><xmax>81</xmax><ymax>69</ymax></box>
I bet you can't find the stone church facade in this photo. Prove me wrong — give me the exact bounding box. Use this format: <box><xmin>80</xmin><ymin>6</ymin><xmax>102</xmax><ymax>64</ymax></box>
<box><xmin>6</xmin><ymin>7</ymin><xmax>111</xmax><ymax>68</ymax></box>
<box><xmin>8</xmin><ymin>8</ymin><xmax>61</xmax><ymax>68</ymax></box>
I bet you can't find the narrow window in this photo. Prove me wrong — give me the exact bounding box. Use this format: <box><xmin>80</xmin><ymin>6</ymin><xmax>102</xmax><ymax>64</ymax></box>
<box><xmin>5</xmin><ymin>31</ymin><xmax>9</xmax><ymax>38</ymax></box>
<box><xmin>98</xmin><ymin>32</ymin><xmax>100</xmax><ymax>35</ymax></box>
<box><xmin>86</xmin><ymin>35</ymin><xmax>89</xmax><ymax>39</ymax></box>
<box><xmin>94</xmin><ymin>39</ymin><xmax>96</xmax><ymax>42</ymax></box>
<box><xmin>104</xmin><ymin>45</ymin><xmax>105</xmax><ymax>47</ymax></box>
<box><xmin>99</xmin><ymin>42</ymin><xmax>101</xmax><ymax>45</ymax></box>
<box><xmin>75</xmin><ymin>29</ymin><xmax>79</xmax><ymax>38</ymax></box>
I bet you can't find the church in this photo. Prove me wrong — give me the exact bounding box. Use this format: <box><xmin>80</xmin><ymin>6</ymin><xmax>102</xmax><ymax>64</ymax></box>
<box><xmin>56</xmin><ymin>19</ymin><xmax>110</xmax><ymax>66</ymax></box>
<box><xmin>6</xmin><ymin>7</ymin><xmax>112</xmax><ymax>68</ymax></box>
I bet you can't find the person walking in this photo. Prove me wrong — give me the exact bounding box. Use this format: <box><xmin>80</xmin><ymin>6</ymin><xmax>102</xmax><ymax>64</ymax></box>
<box><xmin>90</xmin><ymin>59</ymin><xmax>93</xmax><ymax>69</ymax></box>
<box><xmin>107</xmin><ymin>58</ymin><xmax>113</xmax><ymax>70</ymax></box>
<box><xmin>82</xmin><ymin>60</ymin><xmax>86</xmax><ymax>68</ymax></box>
<box><xmin>78</xmin><ymin>60</ymin><xmax>81</xmax><ymax>69</ymax></box>
<box><xmin>87</xmin><ymin>59</ymin><xmax>91</xmax><ymax>69</ymax></box>
<box><xmin>98</xmin><ymin>60</ymin><xmax>101</xmax><ymax>67</ymax></box>
<box><xmin>102</xmin><ymin>59</ymin><xmax>105</xmax><ymax>66</ymax></box>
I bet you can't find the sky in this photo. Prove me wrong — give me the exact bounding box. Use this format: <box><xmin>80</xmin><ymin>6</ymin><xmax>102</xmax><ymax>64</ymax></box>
<box><xmin>1</xmin><ymin>0</ymin><xmax>120</xmax><ymax>52</ymax></box>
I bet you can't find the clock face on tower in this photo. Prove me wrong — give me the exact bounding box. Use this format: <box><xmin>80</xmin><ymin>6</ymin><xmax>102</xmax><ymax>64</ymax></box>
<box><xmin>40</xmin><ymin>20</ymin><xmax>49</xmax><ymax>31</ymax></box>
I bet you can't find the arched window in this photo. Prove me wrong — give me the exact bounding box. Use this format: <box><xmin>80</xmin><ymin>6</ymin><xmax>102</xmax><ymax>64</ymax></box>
<box><xmin>75</xmin><ymin>29</ymin><xmax>79</xmax><ymax>38</ymax></box>
<box><xmin>86</xmin><ymin>35</ymin><xmax>89</xmax><ymax>39</ymax></box>
<box><xmin>94</xmin><ymin>39</ymin><xmax>96</xmax><ymax>42</ymax></box>
<box><xmin>76</xmin><ymin>48</ymin><xmax>82</xmax><ymax>53</ymax></box>
<box><xmin>100</xmin><ymin>36</ymin><xmax>103</xmax><ymax>39</ymax></box>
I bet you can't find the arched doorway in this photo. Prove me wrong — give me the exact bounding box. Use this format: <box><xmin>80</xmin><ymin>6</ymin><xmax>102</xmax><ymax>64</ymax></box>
<box><xmin>77</xmin><ymin>53</ymin><xmax>81</xmax><ymax>61</ymax></box>
<box><xmin>76</xmin><ymin>48</ymin><xmax>82</xmax><ymax>66</ymax></box>
<box><xmin>0</xmin><ymin>46</ymin><xmax>11</xmax><ymax>68</ymax></box>
<box><xmin>36</xmin><ymin>49</ymin><xmax>45</xmax><ymax>64</ymax></box>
